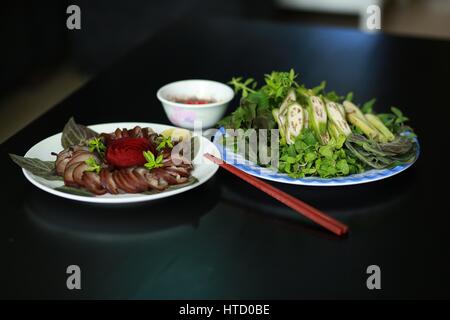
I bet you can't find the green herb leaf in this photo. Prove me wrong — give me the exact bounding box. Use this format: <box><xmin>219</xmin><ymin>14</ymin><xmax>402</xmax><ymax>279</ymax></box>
<box><xmin>9</xmin><ymin>154</ymin><xmax>62</xmax><ymax>181</ymax></box>
<box><xmin>143</xmin><ymin>150</ymin><xmax>164</xmax><ymax>170</ymax></box>
<box><xmin>85</xmin><ymin>157</ymin><xmax>101</xmax><ymax>174</ymax></box>
<box><xmin>228</xmin><ymin>77</ymin><xmax>257</xmax><ymax>98</ymax></box>
<box><xmin>361</xmin><ymin>98</ymin><xmax>376</xmax><ymax>114</ymax></box>
<box><xmin>345</xmin><ymin>92</ymin><xmax>354</xmax><ymax>102</ymax></box>
<box><xmin>61</xmin><ymin>117</ymin><xmax>99</xmax><ymax>149</ymax></box>
<box><xmin>88</xmin><ymin>137</ymin><xmax>106</xmax><ymax>156</ymax></box>
<box><xmin>157</xmin><ymin>135</ymin><xmax>173</xmax><ymax>151</ymax></box>
<box><xmin>55</xmin><ymin>186</ymin><xmax>94</xmax><ymax>197</ymax></box>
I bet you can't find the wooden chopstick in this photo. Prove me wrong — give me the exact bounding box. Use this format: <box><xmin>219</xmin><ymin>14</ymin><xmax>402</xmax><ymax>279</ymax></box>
<box><xmin>204</xmin><ymin>153</ymin><xmax>349</xmax><ymax>236</ymax></box>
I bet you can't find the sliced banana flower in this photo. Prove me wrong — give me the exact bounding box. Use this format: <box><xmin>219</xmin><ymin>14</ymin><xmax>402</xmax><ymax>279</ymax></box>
<box><xmin>285</xmin><ymin>103</ymin><xmax>305</xmax><ymax>144</ymax></box>
<box><xmin>325</xmin><ymin>100</ymin><xmax>352</xmax><ymax>136</ymax></box>
<box><xmin>306</xmin><ymin>96</ymin><xmax>329</xmax><ymax>145</ymax></box>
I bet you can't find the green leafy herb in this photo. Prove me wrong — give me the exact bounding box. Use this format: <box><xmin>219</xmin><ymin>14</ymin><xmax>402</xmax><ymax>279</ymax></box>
<box><xmin>261</xmin><ymin>69</ymin><xmax>298</xmax><ymax>104</ymax></box>
<box><xmin>85</xmin><ymin>157</ymin><xmax>101</xmax><ymax>174</ymax></box>
<box><xmin>345</xmin><ymin>92</ymin><xmax>354</xmax><ymax>102</ymax></box>
<box><xmin>61</xmin><ymin>117</ymin><xmax>98</xmax><ymax>149</ymax></box>
<box><xmin>377</xmin><ymin>106</ymin><xmax>413</xmax><ymax>135</ymax></box>
<box><xmin>88</xmin><ymin>137</ymin><xmax>106</xmax><ymax>155</ymax></box>
<box><xmin>217</xmin><ymin>91</ymin><xmax>275</xmax><ymax>130</ymax></box>
<box><xmin>218</xmin><ymin>69</ymin><xmax>418</xmax><ymax>179</ymax></box>
<box><xmin>323</xmin><ymin>90</ymin><xmax>342</xmax><ymax>102</ymax></box>
<box><xmin>228</xmin><ymin>77</ymin><xmax>257</xmax><ymax>98</ymax></box>
<box><xmin>361</xmin><ymin>98</ymin><xmax>376</xmax><ymax>114</ymax></box>
<box><xmin>157</xmin><ymin>136</ymin><xmax>173</xmax><ymax>151</ymax></box>
<box><xmin>143</xmin><ymin>151</ymin><xmax>163</xmax><ymax>170</ymax></box>
<box><xmin>55</xmin><ymin>186</ymin><xmax>94</xmax><ymax>197</ymax></box>
<box><xmin>9</xmin><ymin>154</ymin><xmax>62</xmax><ymax>181</ymax></box>
<box><xmin>278</xmin><ymin>128</ymin><xmax>363</xmax><ymax>178</ymax></box>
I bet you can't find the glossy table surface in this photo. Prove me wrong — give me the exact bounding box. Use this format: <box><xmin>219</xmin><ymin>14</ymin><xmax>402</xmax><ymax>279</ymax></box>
<box><xmin>2</xmin><ymin>18</ymin><xmax>450</xmax><ymax>299</ymax></box>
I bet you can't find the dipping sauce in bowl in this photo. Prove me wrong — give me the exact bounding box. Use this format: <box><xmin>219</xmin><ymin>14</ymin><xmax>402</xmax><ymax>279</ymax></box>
<box><xmin>157</xmin><ymin>80</ymin><xmax>234</xmax><ymax>129</ymax></box>
<box><xmin>174</xmin><ymin>98</ymin><xmax>216</xmax><ymax>105</ymax></box>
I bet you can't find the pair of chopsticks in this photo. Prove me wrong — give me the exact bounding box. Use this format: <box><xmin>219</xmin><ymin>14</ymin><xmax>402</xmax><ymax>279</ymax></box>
<box><xmin>204</xmin><ymin>153</ymin><xmax>348</xmax><ymax>236</ymax></box>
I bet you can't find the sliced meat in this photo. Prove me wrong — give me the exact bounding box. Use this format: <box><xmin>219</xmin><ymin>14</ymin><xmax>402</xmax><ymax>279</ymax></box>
<box><xmin>113</xmin><ymin>170</ymin><xmax>137</xmax><ymax>193</ymax></box>
<box><xmin>82</xmin><ymin>172</ymin><xmax>106</xmax><ymax>195</ymax></box>
<box><xmin>152</xmin><ymin>168</ymin><xmax>178</xmax><ymax>185</ymax></box>
<box><xmin>165</xmin><ymin>166</ymin><xmax>190</xmax><ymax>177</ymax></box>
<box><xmin>114</xmin><ymin>128</ymin><xmax>123</xmax><ymax>139</ymax></box>
<box><xmin>100</xmin><ymin>169</ymin><xmax>119</xmax><ymax>194</ymax></box>
<box><xmin>73</xmin><ymin>163</ymin><xmax>90</xmax><ymax>186</ymax></box>
<box><xmin>66</xmin><ymin>151</ymin><xmax>95</xmax><ymax>168</ymax></box>
<box><xmin>55</xmin><ymin>149</ymin><xmax>73</xmax><ymax>176</ymax></box>
<box><xmin>120</xmin><ymin>167</ymin><xmax>148</xmax><ymax>192</ymax></box>
<box><xmin>64</xmin><ymin>162</ymin><xmax>82</xmax><ymax>187</ymax></box>
<box><xmin>136</xmin><ymin>168</ymin><xmax>167</xmax><ymax>191</ymax></box>
<box><xmin>131</xmin><ymin>126</ymin><xmax>142</xmax><ymax>138</ymax></box>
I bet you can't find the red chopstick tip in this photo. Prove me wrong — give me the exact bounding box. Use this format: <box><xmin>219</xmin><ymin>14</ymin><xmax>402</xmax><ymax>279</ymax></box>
<box><xmin>204</xmin><ymin>153</ymin><xmax>224</xmax><ymax>165</ymax></box>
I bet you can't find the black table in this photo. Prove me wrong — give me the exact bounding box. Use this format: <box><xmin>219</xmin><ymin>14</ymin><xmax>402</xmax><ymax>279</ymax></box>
<box><xmin>2</xmin><ymin>18</ymin><xmax>450</xmax><ymax>299</ymax></box>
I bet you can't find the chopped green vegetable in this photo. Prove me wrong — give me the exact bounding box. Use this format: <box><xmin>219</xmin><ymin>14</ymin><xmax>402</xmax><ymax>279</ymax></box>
<box><xmin>143</xmin><ymin>151</ymin><xmax>163</xmax><ymax>170</ymax></box>
<box><xmin>344</xmin><ymin>101</ymin><xmax>380</xmax><ymax>141</ymax></box>
<box><xmin>279</xmin><ymin>88</ymin><xmax>296</xmax><ymax>117</ymax></box>
<box><xmin>285</xmin><ymin>102</ymin><xmax>305</xmax><ymax>144</ymax></box>
<box><xmin>278</xmin><ymin>128</ymin><xmax>363</xmax><ymax>178</ymax></box>
<box><xmin>228</xmin><ymin>77</ymin><xmax>257</xmax><ymax>98</ymax></box>
<box><xmin>85</xmin><ymin>157</ymin><xmax>101</xmax><ymax>174</ymax></box>
<box><xmin>88</xmin><ymin>137</ymin><xmax>106</xmax><ymax>156</ymax></box>
<box><xmin>218</xmin><ymin>69</ymin><xmax>418</xmax><ymax>179</ymax></box>
<box><xmin>272</xmin><ymin>108</ymin><xmax>286</xmax><ymax>143</ymax></box>
<box><xmin>365</xmin><ymin>113</ymin><xmax>395</xmax><ymax>142</ymax></box>
<box><xmin>261</xmin><ymin>69</ymin><xmax>298</xmax><ymax>104</ymax></box>
<box><xmin>343</xmin><ymin>100</ymin><xmax>366</xmax><ymax>120</ymax></box>
<box><xmin>361</xmin><ymin>98</ymin><xmax>376</xmax><ymax>114</ymax></box>
<box><xmin>347</xmin><ymin>113</ymin><xmax>380</xmax><ymax>141</ymax></box>
<box><xmin>157</xmin><ymin>135</ymin><xmax>173</xmax><ymax>150</ymax></box>
<box><xmin>345</xmin><ymin>92</ymin><xmax>354</xmax><ymax>102</ymax></box>
<box><xmin>328</xmin><ymin>122</ymin><xmax>340</xmax><ymax>140</ymax></box>
<box><xmin>306</xmin><ymin>96</ymin><xmax>330</xmax><ymax>145</ymax></box>
<box><xmin>325</xmin><ymin>100</ymin><xmax>351</xmax><ymax>136</ymax></box>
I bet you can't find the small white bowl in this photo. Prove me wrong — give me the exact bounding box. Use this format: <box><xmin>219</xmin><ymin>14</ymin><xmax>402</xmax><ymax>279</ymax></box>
<box><xmin>157</xmin><ymin>79</ymin><xmax>234</xmax><ymax>129</ymax></box>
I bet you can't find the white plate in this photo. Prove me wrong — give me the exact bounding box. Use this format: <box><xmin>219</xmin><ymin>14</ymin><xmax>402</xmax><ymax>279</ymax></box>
<box><xmin>23</xmin><ymin>122</ymin><xmax>220</xmax><ymax>203</ymax></box>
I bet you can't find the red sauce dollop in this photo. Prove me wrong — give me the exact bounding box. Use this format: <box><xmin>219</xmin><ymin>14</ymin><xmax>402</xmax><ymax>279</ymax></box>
<box><xmin>106</xmin><ymin>137</ymin><xmax>150</xmax><ymax>168</ymax></box>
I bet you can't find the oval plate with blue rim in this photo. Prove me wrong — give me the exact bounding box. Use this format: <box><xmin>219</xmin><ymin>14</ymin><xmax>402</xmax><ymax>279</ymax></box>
<box><xmin>213</xmin><ymin>128</ymin><xmax>419</xmax><ymax>186</ymax></box>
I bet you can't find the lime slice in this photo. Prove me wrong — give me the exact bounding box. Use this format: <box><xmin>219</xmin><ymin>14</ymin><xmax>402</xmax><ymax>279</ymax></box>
<box><xmin>161</xmin><ymin>128</ymin><xmax>192</xmax><ymax>141</ymax></box>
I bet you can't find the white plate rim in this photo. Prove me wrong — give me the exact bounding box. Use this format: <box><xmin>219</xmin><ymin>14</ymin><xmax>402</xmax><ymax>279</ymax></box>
<box><xmin>22</xmin><ymin>122</ymin><xmax>220</xmax><ymax>203</ymax></box>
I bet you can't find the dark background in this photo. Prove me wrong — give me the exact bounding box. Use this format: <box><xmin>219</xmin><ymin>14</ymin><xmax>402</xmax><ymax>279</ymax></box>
<box><xmin>1</xmin><ymin>0</ymin><xmax>450</xmax><ymax>300</ymax></box>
